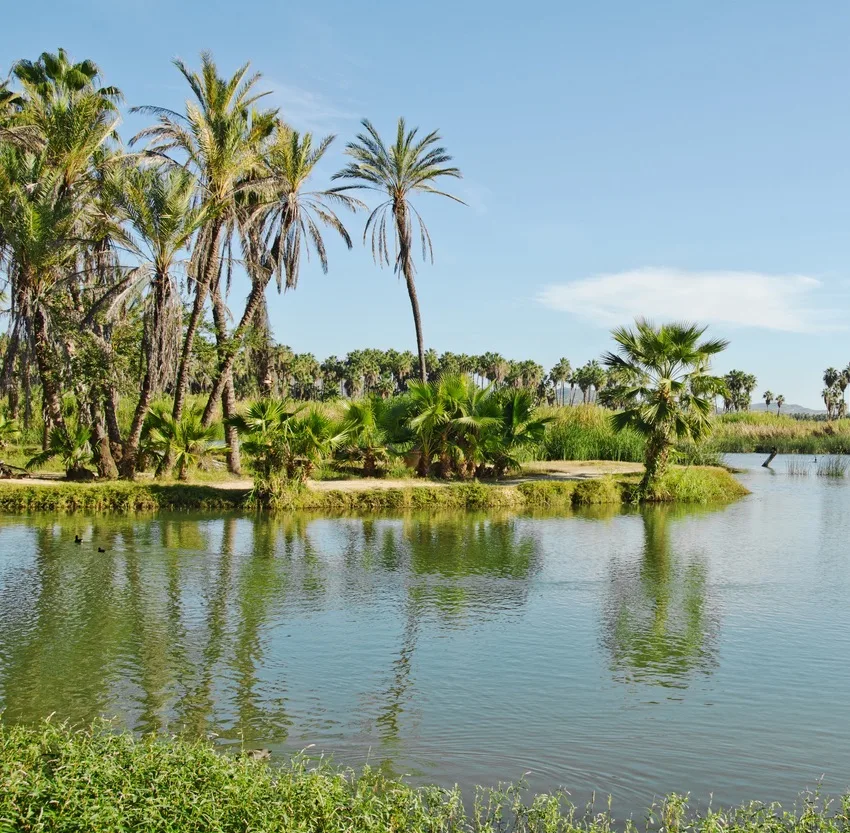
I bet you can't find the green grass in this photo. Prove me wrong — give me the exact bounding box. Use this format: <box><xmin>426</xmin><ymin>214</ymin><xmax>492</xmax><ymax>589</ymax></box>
<box><xmin>710</xmin><ymin>412</ymin><xmax>850</xmax><ymax>454</ymax></box>
<box><xmin>0</xmin><ymin>466</ymin><xmax>747</xmax><ymax>512</ymax></box>
<box><xmin>1</xmin><ymin>721</ymin><xmax>848</xmax><ymax>833</ymax></box>
<box><xmin>540</xmin><ymin>405</ymin><xmax>645</xmax><ymax>462</ymax></box>
<box><xmin>0</xmin><ymin>482</ymin><xmax>248</xmax><ymax>512</ymax></box>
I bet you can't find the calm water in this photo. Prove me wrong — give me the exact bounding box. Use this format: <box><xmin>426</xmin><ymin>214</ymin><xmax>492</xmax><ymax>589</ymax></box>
<box><xmin>0</xmin><ymin>453</ymin><xmax>848</xmax><ymax>815</ymax></box>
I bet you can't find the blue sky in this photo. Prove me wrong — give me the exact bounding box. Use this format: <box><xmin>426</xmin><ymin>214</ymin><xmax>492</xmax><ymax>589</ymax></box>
<box><xmin>5</xmin><ymin>1</ymin><xmax>849</xmax><ymax>406</ymax></box>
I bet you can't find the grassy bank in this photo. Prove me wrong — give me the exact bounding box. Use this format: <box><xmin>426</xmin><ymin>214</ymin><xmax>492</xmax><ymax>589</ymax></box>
<box><xmin>0</xmin><ymin>721</ymin><xmax>846</xmax><ymax>833</ymax></box>
<box><xmin>0</xmin><ymin>467</ymin><xmax>747</xmax><ymax>512</ymax></box>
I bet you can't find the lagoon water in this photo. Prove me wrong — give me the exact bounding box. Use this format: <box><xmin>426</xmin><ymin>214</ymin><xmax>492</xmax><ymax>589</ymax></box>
<box><xmin>0</xmin><ymin>453</ymin><xmax>848</xmax><ymax>816</ymax></box>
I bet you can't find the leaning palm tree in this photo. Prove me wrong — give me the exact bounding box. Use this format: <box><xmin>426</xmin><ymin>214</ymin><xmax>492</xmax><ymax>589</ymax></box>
<box><xmin>199</xmin><ymin>125</ymin><xmax>360</xmax><ymax>428</ymax></box>
<box><xmin>104</xmin><ymin>164</ymin><xmax>208</xmax><ymax>477</ymax></box>
<box><xmin>602</xmin><ymin>319</ymin><xmax>728</xmax><ymax>494</ymax></box>
<box><xmin>332</xmin><ymin>118</ymin><xmax>464</xmax><ymax>382</ymax></box>
<box><xmin>132</xmin><ymin>52</ymin><xmax>276</xmax><ymax>474</ymax></box>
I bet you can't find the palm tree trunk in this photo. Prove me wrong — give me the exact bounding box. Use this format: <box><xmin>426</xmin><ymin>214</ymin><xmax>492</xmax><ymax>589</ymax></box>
<box><xmin>89</xmin><ymin>402</ymin><xmax>119</xmax><ymax>480</ymax></box>
<box><xmin>121</xmin><ymin>362</ymin><xmax>154</xmax><ymax>480</ymax></box>
<box><xmin>160</xmin><ymin>223</ymin><xmax>222</xmax><ymax>478</ymax></box>
<box><xmin>103</xmin><ymin>386</ymin><xmax>123</xmax><ymax>464</ymax></box>
<box><xmin>172</xmin><ymin>221</ymin><xmax>222</xmax><ymax>422</ymax></box>
<box><xmin>31</xmin><ymin>305</ymin><xmax>67</xmax><ymax>436</ymax></box>
<box><xmin>394</xmin><ymin>205</ymin><xmax>427</xmax><ymax>382</ymax></box>
<box><xmin>210</xmin><ymin>283</ymin><xmax>241</xmax><ymax>475</ymax></box>
<box><xmin>201</xmin><ymin>274</ymin><xmax>270</xmax><ymax>428</ymax></box>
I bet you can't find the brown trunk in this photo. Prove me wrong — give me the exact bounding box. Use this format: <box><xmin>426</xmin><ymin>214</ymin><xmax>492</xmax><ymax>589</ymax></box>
<box><xmin>161</xmin><ymin>223</ymin><xmax>223</xmax><ymax>478</ymax></box>
<box><xmin>31</xmin><ymin>305</ymin><xmax>67</xmax><ymax>436</ymax></box>
<box><xmin>172</xmin><ymin>221</ymin><xmax>222</xmax><ymax>422</ymax></box>
<box><xmin>222</xmin><ymin>372</ymin><xmax>241</xmax><ymax>475</ymax></box>
<box><xmin>89</xmin><ymin>402</ymin><xmax>118</xmax><ymax>480</ymax></box>
<box><xmin>103</xmin><ymin>387</ymin><xmax>123</xmax><ymax>464</ymax></box>
<box><xmin>394</xmin><ymin>204</ymin><xmax>427</xmax><ymax>383</ymax></box>
<box><xmin>120</xmin><ymin>365</ymin><xmax>154</xmax><ymax>480</ymax></box>
<box><xmin>209</xmin><ymin>282</ymin><xmax>241</xmax><ymax>475</ymax></box>
<box><xmin>201</xmin><ymin>273</ymin><xmax>270</xmax><ymax>428</ymax></box>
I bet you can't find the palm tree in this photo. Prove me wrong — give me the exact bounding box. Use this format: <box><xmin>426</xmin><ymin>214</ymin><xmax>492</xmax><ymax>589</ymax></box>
<box><xmin>26</xmin><ymin>424</ymin><xmax>95</xmax><ymax>480</ymax></box>
<box><xmin>482</xmin><ymin>388</ymin><xmax>553</xmax><ymax>477</ymax></box>
<box><xmin>106</xmin><ymin>164</ymin><xmax>208</xmax><ymax>478</ymax></box>
<box><xmin>602</xmin><ymin>319</ymin><xmax>728</xmax><ymax>493</ymax></box>
<box><xmin>332</xmin><ymin>118</ymin><xmax>465</xmax><ymax>382</ymax></box>
<box><xmin>144</xmin><ymin>405</ymin><xmax>219</xmax><ymax>480</ymax></box>
<box><xmin>549</xmin><ymin>358</ymin><xmax>572</xmax><ymax>405</ymax></box>
<box><xmin>132</xmin><ymin>52</ymin><xmax>276</xmax><ymax>474</ymax></box>
<box><xmin>776</xmin><ymin>394</ymin><xmax>785</xmax><ymax>414</ymax></box>
<box><xmin>339</xmin><ymin>396</ymin><xmax>391</xmax><ymax>476</ymax></box>
<box><xmin>763</xmin><ymin>390</ymin><xmax>774</xmax><ymax>411</ymax></box>
<box><xmin>199</xmin><ymin>126</ymin><xmax>360</xmax><ymax>428</ymax></box>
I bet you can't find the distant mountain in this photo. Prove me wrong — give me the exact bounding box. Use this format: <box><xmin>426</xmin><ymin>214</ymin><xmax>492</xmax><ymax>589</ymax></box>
<box><xmin>749</xmin><ymin>403</ymin><xmax>826</xmax><ymax>416</ymax></box>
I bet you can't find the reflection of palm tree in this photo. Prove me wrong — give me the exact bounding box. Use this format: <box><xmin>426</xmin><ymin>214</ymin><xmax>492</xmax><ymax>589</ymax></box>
<box><xmin>178</xmin><ymin>516</ymin><xmax>236</xmax><ymax>734</ymax></box>
<box><xmin>604</xmin><ymin>508</ymin><xmax>717</xmax><ymax>687</ymax></box>
<box><xmin>227</xmin><ymin>518</ymin><xmax>291</xmax><ymax>742</ymax></box>
<box><xmin>372</xmin><ymin>515</ymin><xmax>542</xmax><ymax>741</ymax></box>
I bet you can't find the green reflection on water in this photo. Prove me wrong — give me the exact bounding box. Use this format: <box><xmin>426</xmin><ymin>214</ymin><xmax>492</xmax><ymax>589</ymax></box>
<box><xmin>605</xmin><ymin>507</ymin><xmax>717</xmax><ymax>687</ymax></box>
<box><xmin>0</xmin><ymin>505</ymin><xmax>721</xmax><ymax>745</ymax></box>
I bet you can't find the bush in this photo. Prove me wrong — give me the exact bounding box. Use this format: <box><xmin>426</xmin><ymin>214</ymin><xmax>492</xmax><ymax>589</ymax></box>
<box><xmin>1</xmin><ymin>721</ymin><xmax>847</xmax><ymax>833</ymax></box>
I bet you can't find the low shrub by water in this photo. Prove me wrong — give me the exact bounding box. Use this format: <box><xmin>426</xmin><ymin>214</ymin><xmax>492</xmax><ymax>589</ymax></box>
<box><xmin>1</xmin><ymin>721</ymin><xmax>848</xmax><ymax>833</ymax></box>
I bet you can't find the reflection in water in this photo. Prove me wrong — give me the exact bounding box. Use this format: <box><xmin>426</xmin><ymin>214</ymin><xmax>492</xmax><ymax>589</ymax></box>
<box><xmin>604</xmin><ymin>508</ymin><xmax>717</xmax><ymax>687</ymax></box>
<box><xmin>0</xmin><ymin>512</ymin><xmax>543</xmax><ymax>744</ymax></box>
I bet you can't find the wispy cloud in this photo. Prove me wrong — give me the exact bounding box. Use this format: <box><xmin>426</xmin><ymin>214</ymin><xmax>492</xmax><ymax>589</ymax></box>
<box><xmin>266</xmin><ymin>80</ymin><xmax>358</xmax><ymax>133</ymax></box>
<box><xmin>537</xmin><ymin>267</ymin><xmax>844</xmax><ymax>333</ymax></box>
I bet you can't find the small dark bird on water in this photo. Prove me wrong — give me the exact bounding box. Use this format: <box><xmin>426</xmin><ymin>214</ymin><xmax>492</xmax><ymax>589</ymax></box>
<box><xmin>74</xmin><ymin>535</ymin><xmax>82</xmax><ymax>544</ymax></box>
<box><xmin>97</xmin><ymin>547</ymin><xmax>106</xmax><ymax>553</ymax></box>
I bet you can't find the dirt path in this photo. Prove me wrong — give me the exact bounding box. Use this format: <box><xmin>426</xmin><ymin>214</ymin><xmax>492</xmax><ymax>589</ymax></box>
<box><xmin>0</xmin><ymin>460</ymin><xmax>644</xmax><ymax>492</ymax></box>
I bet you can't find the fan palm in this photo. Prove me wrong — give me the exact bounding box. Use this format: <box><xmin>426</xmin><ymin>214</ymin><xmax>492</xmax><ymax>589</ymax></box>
<box><xmin>602</xmin><ymin>319</ymin><xmax>728</xmax><ymax>493</ymax></box>
<box><xmin>332</xmin><ymin>118</ymin><xmax>464</xmax><ymax>382</ymax></box>
<box><xmin>339</xmin><ymin>396</ymin><xmax>391</xmax><ymax>476</ymax></box>
<box><xmin>482</xmin><ymin>388</ymin><xmax>554</xmax><ymax>477</ymax></box>
<box><xmin>26</xmin><ymin>424</ymin><xmax>94</xmax><ymax>480</ymax></box>
<box><xmin>144</xmin><ymin>405</ymin><xmax>220</xmax><ymax>481</ymax></box>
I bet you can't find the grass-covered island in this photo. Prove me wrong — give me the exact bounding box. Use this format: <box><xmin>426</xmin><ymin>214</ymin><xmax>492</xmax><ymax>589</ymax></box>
<box><xmin>0</xmin><ymin>721</ymin><xmax>845</xmax><ymax>833</ymax></box>
<box><xmin>0</xmin><ymin>465</ymin><xmax>747</xmax><ymax>512</ymax></box>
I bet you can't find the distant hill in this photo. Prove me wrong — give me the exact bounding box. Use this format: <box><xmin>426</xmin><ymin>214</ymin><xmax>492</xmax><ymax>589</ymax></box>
<box><xmin>749</xmin><ymin>403</ymin><xmax>826</xmax><ymax>416</ymax></box>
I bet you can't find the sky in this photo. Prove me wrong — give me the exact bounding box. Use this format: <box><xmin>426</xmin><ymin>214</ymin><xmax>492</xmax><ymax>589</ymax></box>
<box><xmin>5</xmin><ymin>1</ymin><xmax>850</xmax><ymax>407</ymax></box>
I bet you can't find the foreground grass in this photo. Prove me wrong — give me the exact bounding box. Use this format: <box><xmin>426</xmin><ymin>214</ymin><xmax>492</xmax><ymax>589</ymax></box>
<box><xmin>1</xmin><ymin>722</ymin><xmax>848</xmax><ymax>833</ymax></box>
<box><xmin>0</xmin><ymin>467</ymin><xmax>747</xmax><ymax>512</ymax></box>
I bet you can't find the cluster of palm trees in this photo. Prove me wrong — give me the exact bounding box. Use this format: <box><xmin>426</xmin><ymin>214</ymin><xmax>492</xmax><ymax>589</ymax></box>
<box><xmin>223</xmin><ymin>374</ymin><xmax>550</xmax><ymax>501</ymax></box>
<box><xmin>722</xmin><ymin>370</ymin><xmax>758</xmax><ymax>412</ymax></box>
<box><xmin>222</xmin><ymin>346</ymin><xmax>605</xmax><ymax>405</ymax></box>
<box><xmin>761</xmin><ymin>390</ymin><xmax>786</xmax><ymax>414</ymax></box>
<box><xmin>0</xmin><ymin>49</ymin><xmax>464</xmax><ymax>479</ymax></box>
<box><xmin>822</xmin><ymin>366</ymin><xmax>850</xmax><ymax>420</ymax></box>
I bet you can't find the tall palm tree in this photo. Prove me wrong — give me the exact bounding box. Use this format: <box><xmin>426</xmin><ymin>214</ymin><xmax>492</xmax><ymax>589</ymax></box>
<box><xmin>775</xmin><ymin>394</ymin><xmax>785</xmax><ymax>414</ymax></box>
<box><xmin>603</xmin><ymin>319</ymin><xmax>728</xmax><ymax>493</ymax></box>
<box><xmin>549</xmin><ymin>358</ymin><xmax>572</xmax><ymax>406</ymax></box>
<box><xmin>762</xmin><ymin>390</ymin><xmax>773</xmax><ymax>410</ymax></box>
<box><xmin>107</xmin><ymin>164</ymin><xmax>208</xmax><ymax>477</ymax></box>
<box><xmin>132</xmin><ymin>52</ymin><xmax>276</xmax><ymax>474</ymax></box>
<box><xmin>332</xmin><ymin>118</ymin><xmax>465</xmax><ymax>382</ymax></box>
<box><xmin>199</xmin><ymin>125</ymin><xmax>360</xmax><ymax>428</ymax></box>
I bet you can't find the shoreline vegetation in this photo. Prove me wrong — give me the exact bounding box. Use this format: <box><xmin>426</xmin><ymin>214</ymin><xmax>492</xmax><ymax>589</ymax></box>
<box><xmin>0</xmin><ymin>465</ymin><xmax>748</xmax><ymax>512</ymax></box>
<box><xmin>1</xmin><ymin>721</ymin><xmax>846</xmax><ymax>833</ymax></box>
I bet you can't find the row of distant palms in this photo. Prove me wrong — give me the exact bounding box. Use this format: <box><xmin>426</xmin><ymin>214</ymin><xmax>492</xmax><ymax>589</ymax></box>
<box><xmin>0</xmin><ymin>49</ymin><xmax>466</xmax><ymax>477</ymax></box>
